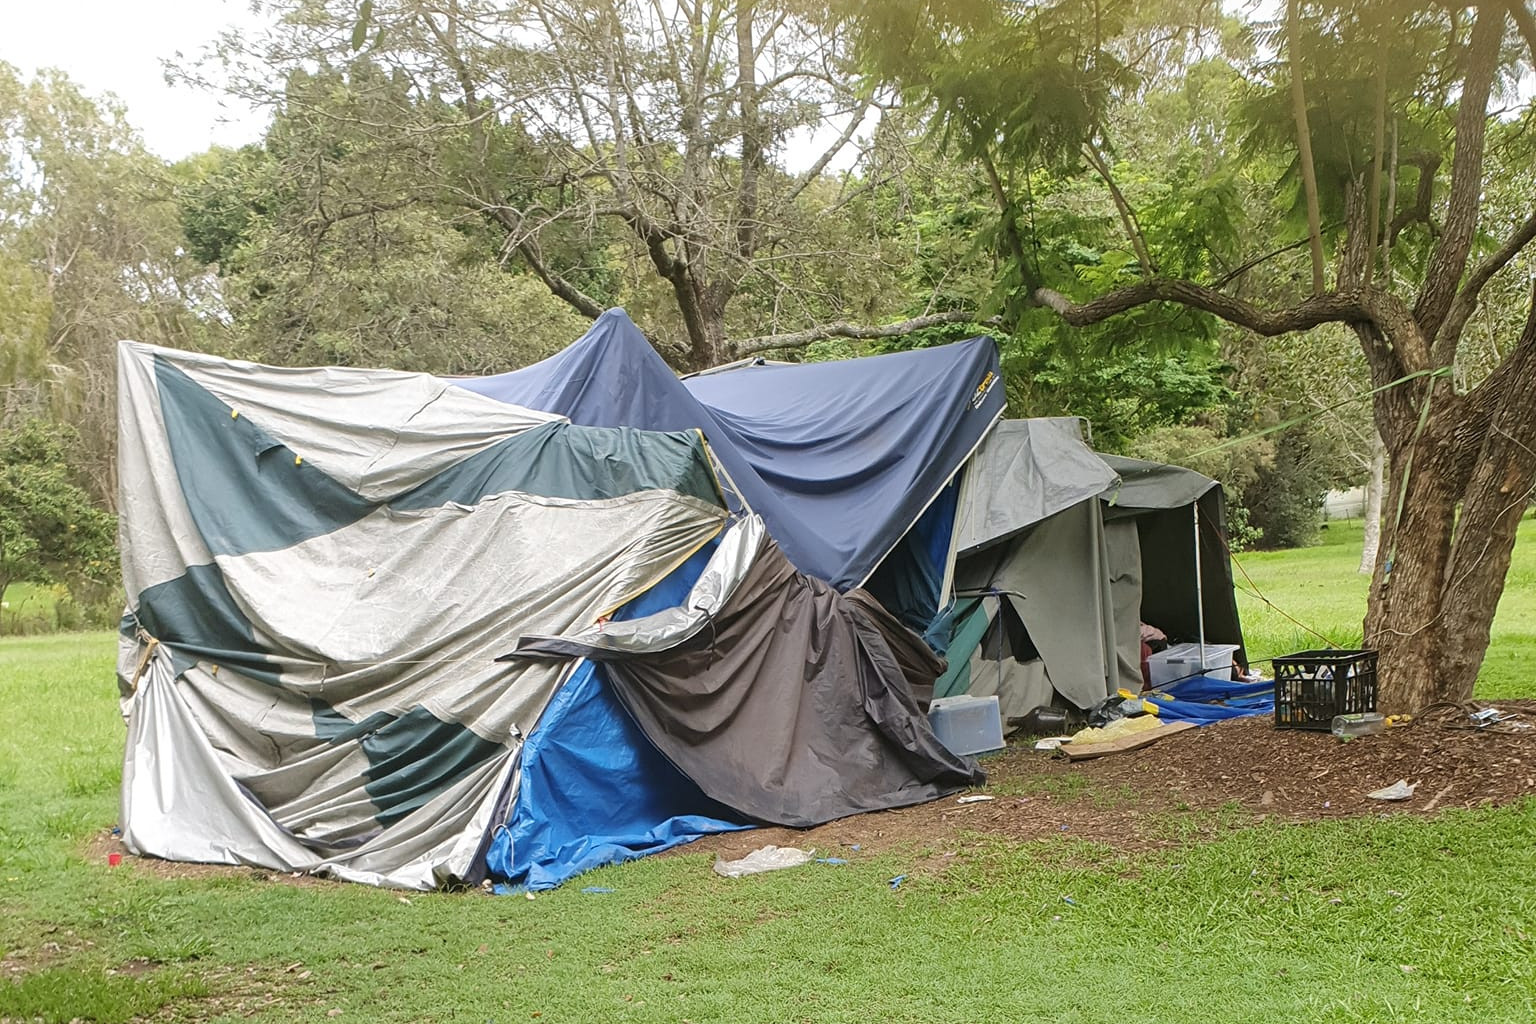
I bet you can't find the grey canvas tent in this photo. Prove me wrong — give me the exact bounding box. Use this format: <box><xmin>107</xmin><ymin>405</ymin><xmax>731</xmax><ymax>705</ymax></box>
<box><xmin>935</xmin><ymin>420</ymin><xmax>1245</xmax><ymax>718</ymax></box>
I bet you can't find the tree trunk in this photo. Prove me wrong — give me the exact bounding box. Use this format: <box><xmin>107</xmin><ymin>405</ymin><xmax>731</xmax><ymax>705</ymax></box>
<box><xmin>1358</xmin><ymin>430</ymin><xmax>1385</xmax><ymax>575</ymax></box>
<box><xmin>670</xmin><ymin>273</ymin><xmax>735</xmax><ymax>371</ymax></box>
<box><xmin>1365</xmin><ymin>404</ymin><xmax>1462</xmax><ymax>711</ymax></box>
<box><xmin>1430</xmin><ymin>290</ymin><xmax>1536</xmax><ymax>697</ymax></box>
<box><xmin>1364</xmin><ymin>292</ymin><xmax>1536</xmax><ymax>708</ymax></box>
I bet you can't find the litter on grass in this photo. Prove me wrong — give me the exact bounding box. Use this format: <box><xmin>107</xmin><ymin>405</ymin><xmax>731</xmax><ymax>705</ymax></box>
<box><xmin>957</xmin><ymin>794</ymin><xmax>995</xmax><ymax>804</ymax></box>
<box><xmin>712</xmin><ymin>845</ymin><xmax>815</xmax><ymax>878</ymax></box>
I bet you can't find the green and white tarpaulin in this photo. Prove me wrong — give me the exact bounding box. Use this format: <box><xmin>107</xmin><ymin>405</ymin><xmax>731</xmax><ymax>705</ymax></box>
<box><xmin>116</xmin><ymin>341</ymin><xmax>727</xmax><ymax>889</ymax></box>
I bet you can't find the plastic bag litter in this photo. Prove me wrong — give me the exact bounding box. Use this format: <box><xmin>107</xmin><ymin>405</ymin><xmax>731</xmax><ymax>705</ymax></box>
<box><xmin>1366</xmin><ymin>779</ymin><xmax>1418</xmax><ymax>801</ymax></box>
<box><xmin>713</xmin><ymin>845</ymin><xmax>815</xmax><ymax>877</ymax></box>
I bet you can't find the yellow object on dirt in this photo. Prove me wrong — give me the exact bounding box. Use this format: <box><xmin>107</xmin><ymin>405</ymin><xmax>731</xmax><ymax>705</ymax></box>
<box><xmin>1068</xmin><ymin>714</ymin><xmax>1164</xmax><ymax>746</ymax></box>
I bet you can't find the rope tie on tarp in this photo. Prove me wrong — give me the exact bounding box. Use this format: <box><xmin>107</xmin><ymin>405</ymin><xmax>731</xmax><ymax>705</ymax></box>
<box><xmin>128</xmin><ymin>628</ymin><xmax>161</xmax><ymax>694</ymax></box>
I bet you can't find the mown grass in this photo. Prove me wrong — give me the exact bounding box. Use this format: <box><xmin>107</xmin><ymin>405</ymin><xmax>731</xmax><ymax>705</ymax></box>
<box><xmin>2</xmin><ymin>520</ymin><xmax>1534</xmax><ymax>1022</ymax></box>
<box><xmin>1233</xmin><ymin>513</ymin><xmax>1535</xmax><ymax>699</ymax></box>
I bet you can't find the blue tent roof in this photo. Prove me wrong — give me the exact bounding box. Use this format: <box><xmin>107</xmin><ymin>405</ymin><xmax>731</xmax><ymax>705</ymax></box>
<box><xmin>458</xmin><ymin>309</ymin><xmax>1004</xmax><ymax>590</ymax></box>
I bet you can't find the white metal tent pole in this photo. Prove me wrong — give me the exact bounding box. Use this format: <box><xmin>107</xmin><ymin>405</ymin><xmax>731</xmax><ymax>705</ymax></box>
<box><xmin>1193</xmin><ymin>501</ymin><xmax>1206</xmax><ymax>669</ymax></box>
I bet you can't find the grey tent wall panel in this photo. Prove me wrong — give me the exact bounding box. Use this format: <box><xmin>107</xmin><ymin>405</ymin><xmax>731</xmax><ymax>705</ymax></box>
<box><xmin>952</xmin><ymin>500</ymin><xmax>1118</xmax><ymax>713</ymax></box>
<box><xmin>1104</xmin><ymin>518</ymin><xmax>1146</xmax><ymax>691</ymax></box>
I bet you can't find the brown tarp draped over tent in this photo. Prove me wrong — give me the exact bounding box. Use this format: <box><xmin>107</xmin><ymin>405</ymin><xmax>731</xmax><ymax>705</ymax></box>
<box><xmin>515</xmin><ymin>520</ymin><xmax>982</xmax><ymax>828</ymax></box>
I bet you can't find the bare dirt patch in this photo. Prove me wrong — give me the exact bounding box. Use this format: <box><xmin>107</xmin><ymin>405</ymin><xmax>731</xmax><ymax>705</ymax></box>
<box><xmin>692</xmin><ymin>703</ymin><xmax>1536</xmax><ymax>860</ymax></box>
<box><xmin>82</xmin><ymin>829</ymin><xmax>345</xmax><ymax>888</ymax></box>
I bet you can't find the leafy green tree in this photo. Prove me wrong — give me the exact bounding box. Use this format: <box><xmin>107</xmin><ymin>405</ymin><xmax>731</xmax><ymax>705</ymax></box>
<box><xmin>193</xmin><ymin>0</ymin><xmax>959</xmax><ymax>370</ymax></box>
<box><xmin>852</xmin><ymin>0</ymin><xmax>1536</xmax><ymax>709</ymax></box>
<box><xmin>0</xmin><ymin>420</ymin><xmax>116</xmax><ymax>632</ymax></box>
<box><xmin>176</xmin><ymin>134</ymin><xmax>589</xmax><ymax>374</ymax></box>
<box><xmin>0</xmin><ymin>64</ymin><xmax>222</xmax><ymax>500</ymax></box>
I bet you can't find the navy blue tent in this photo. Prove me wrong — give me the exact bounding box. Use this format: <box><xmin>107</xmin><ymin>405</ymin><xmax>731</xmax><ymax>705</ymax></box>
<box><xmin>458</xmin><ymin>309</ymin><xmax>1005</xmax><ymax>602</ymax></box>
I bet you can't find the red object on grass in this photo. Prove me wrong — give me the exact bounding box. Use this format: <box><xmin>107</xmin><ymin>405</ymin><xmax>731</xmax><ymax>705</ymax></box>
<box><xmin>108</xmin><ymin>852</ymin><xmax>123</xmax><ymax>867</ymax></box>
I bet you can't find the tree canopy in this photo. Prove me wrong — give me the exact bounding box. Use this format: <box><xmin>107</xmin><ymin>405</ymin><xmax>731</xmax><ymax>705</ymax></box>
<box><xmin>5</xmin><ymin>1</ymin><xmax>1534</xmax><ymax>704</ymax></box>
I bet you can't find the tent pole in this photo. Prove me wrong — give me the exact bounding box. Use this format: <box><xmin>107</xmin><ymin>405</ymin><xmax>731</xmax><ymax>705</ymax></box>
<box><xmin>1194</xmin><ymin>501</ymin><xmax>1206</xmax><ymax>669</ymax></box>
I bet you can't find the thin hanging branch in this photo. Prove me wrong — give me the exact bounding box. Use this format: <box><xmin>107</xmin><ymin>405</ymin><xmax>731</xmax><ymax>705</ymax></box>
<box><xmin>1365</xmin><ymin>66</ymin><xmax>1387</xmax><ymax>287</ymax></box>
<box><xmin>1287</xmin><ymin>0</ymin><xmax>1327</xmax><ymax>294</ymax></box>
<box><xmin>1082</xmin><ymin>141</ymin><xmax>1154</xmax><ymax>275</ymax></box>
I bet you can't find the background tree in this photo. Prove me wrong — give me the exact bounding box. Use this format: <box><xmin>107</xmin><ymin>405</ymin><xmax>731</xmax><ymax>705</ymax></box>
<box><xmin>194</xmin><ymin>0</ymin><xmax>969</xmax><ymax>370</ymax></box>
<box><xmin>0</xmin><ymin>420</ymin><xmax>117</xmax><ymax>634</ymax></box>
<box><xmin>0</xmin><ymin>64</ymin><xmax>221</xmax><ymax>501</ymax></box>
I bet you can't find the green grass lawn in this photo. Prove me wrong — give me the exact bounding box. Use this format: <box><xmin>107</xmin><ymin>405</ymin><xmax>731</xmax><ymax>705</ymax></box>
<box><xmin>3</xmin><ymin>523</ymin><xmax>1534</xmax><ymax>1022</ymax></box>
<box><xmin>1233</xmin><ymin>513</ymin><xmax>1536</xmax><ymax>699</ymax></box>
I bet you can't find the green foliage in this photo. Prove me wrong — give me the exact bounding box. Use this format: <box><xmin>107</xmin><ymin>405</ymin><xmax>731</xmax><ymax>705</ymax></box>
<box><xmin>172</xmin><ymin>67</ymin><xmax>591</xmax><ymax>374</ymax></box>
<box><xmin>0</xmin><ymin>421</ymin><xmax>117</xmax><ymax>632</ymax></box>
<box><xmin>1007</xmin><ymin>345</ymin><xmax>1233</xmax><ymax>451</ymax></box>
<box><xmin>850</xmin><ymin>0</ymin><xmax>1136</xmax><ymax>172</ymax></box>
<box><xmin>1242</xmin><ymin>425</ymin><xmax>1351</xmax><ymax>550</ymax></box>
<box><xmin>0</xmin><ymin>63</ymin><xmax>223</xmax><ymax>496</ymax></box>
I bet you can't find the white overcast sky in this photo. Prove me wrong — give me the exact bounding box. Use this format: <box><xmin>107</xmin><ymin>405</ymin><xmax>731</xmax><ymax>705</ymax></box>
<box><xmin>0</xmin><ymin>0</ymin><xmax>861</xmax><ymax>169</ymax></box>
<box><xmin>1</xmin><ymin>0</ymin><xmax>273</xmax><ymax>158</ymax></box>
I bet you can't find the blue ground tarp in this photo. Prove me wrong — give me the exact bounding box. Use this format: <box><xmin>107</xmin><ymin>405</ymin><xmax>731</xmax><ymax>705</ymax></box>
<box><xmin>457</xmin><ymin>309</ymin><xmax>1004</xmax><ymax>594</ymax></box>
<box><xmin>1147</xmin><ymin>676</ymin><xmax>1275</xmax><ymax>724</ymax></box>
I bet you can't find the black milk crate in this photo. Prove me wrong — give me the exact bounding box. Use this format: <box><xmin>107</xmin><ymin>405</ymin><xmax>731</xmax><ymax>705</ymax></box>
<box><xmin>1273</xmin><ymin>649</ymin><xmax>1378</xmax><ymax>731</ymax></box>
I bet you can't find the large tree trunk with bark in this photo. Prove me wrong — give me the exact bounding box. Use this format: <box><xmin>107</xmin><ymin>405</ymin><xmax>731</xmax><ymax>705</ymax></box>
<box><xmin>1363</xmin><ymin>306</ymin><xmax>1536</xmax><ymax>708</ymax></box>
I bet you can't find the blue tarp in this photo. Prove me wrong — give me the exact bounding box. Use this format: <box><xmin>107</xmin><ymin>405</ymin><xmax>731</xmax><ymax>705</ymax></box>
<box><xmin>485</xmin><ymin>660</ymin><xmax>748</xmax><ymax>890</ymax></box>
<box><xmin>457</xmin><ymin>309</ymin><xmax>1004</xmax><ymax>592</ymax></box>
<box><xmin>486</xmin><ymin>541</ymin><xmax>749</xmax><ymax>891</ymax></box>
<box><xmin>1147</xmin><ymin>676</ymin><xmax>1275</xmax><ymax>724</ymax></box>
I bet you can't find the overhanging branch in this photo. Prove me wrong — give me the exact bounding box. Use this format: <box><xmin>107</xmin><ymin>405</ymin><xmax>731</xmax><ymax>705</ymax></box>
<box><xmin>734</xmin><ymin>311</ymin><xmax>999</xmax><ymax>355</ymax></box>
<box><xmin>1032</xmin><ymin>281</ymin><xmax>1368</xmax><ymax>335</ymax></box>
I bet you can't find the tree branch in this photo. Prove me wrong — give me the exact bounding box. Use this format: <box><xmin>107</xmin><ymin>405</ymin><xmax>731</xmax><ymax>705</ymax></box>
<box><xmin>1417</xmin><ymin>6</ymin><xmax>1504</xmax><ymax>347</ymax></box>
<box><xmin>1365</xmin><ymin>66</ymin><xmax>1387</xmax><ymax>287</ymax></box>
<box><xmin>733</xmin><ymin>311</ymin><xmax>998</xmax><ymax>355</ymax></box>
<box><xmin>507</xmin><ymin>232</ymin><xmax>606</xmax><ymax>320</ymax></box>
<box><xmin>1436</xmin><ymin>209</ymin><xmax>1536</xmax><ymax>356</ymax></box>
<box><xmin>1081</xmin><ymin>141</ymin><xmax>1154</xmax><ymax>275</ymax></box>
<box><xmin>1033</xmin><ymin>280</ymin><xmax>1368</xmax><ymax>335</ymax></box>
<box><xmin>1288</xmin><ymin>0</ymin><xmax>1328</xmax><ymax>294</ymax></box>
<box><xmin>782</xmin><ymin>98</ymin><xmax>873</xmax><ymax>208</ymax></box>
<box><xmin>1209</xmin><ymin>230</ymin><xmax>1335</xmax><ymax>289</ymax></box>
<box><xmin>1388</xmin><ymin>153</ymin><xmax>1441</xmax><ymax>243</ymax></box>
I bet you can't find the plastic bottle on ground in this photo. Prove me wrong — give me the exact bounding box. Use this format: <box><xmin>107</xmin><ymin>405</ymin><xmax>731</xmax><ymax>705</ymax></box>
<box><xmin>1331</xmin><ymin>711</ymin><xmax>1386</xmax><ymax>738</ymax></box>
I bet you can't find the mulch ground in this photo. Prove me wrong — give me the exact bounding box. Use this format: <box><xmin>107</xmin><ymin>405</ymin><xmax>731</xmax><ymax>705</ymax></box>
<box><xmin>691</xmin><ymin>700</ymin><xmax>1536</xmax><ymax>861</ymax></box>
<box><xmin>91</xmin><ymin>701</ymin><xmax>1536</xmax><ymax>880</ymax></box>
